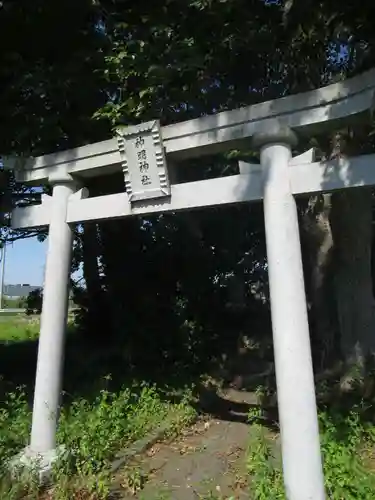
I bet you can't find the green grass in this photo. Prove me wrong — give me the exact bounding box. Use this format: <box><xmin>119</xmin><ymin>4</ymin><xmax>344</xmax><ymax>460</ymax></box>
<box><xmin>0</xmin><ymin>313</ymin><xmax>24</xmax><ymax>321</ymax></box>
<box><xmin>1</xmin><ymin>298</ymin><xmax>26</xmax><ymax>309</ymax></box>
<box><xmin>0</xmin><ymin>317</ymin><xmax>197</xmax><ymax>499</ymax></box>
<box><xmin>0</xmin><ymin>383</ymin><xmax>196</xmax><ymax>499</ymax></box>
<box><xmin>0</xmin><ymin>315</ymin><xmax>76</xmax><ymax>342</ymax></box>
<box><xmin>246</xmin><ymin>396</ymin><xmax>375</xmax><ymax>500</ymax></box>
<box><xmin>3</xmin><ymin>318</ymin><xmax>375</xmax><ymax>499</ymax></box>
<box><xmin>0</xmin><ymin>317</ymin><xmax>40</xmax><ymax>342</ymax></box>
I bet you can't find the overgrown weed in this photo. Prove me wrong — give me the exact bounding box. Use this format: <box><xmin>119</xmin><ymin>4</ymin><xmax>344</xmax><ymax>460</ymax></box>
<box><xmin>0</xmin><ymin>381</ymin><xmax>196</xmax><ymax>499</ymax></box>
<box><xmin>0</xmin><ymin>318</ymin><xmax>40</xmax><ymax>343</ymax></box>
<box><xmin>246</xmin><ymin>392</ymin><xmax>375</xmax><ymax>499</ymax></box>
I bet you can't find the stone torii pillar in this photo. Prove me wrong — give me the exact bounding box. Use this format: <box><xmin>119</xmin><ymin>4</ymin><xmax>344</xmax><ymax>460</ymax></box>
<box><xmin>253</xmin><ymin>127</ymin><xmax>326</xmax><ymax>500</ymax></box>
<box><xmin>15</xmin><ymin>172</ymin><xmax>78</xmax><ymax>478</ymax></box>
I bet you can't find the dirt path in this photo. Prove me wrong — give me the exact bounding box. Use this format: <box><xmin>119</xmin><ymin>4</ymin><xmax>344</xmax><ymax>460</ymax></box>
<box><xmin>114</xmin><ymin>388</ymin><xmax>259</xmax><ymax>499</ymax></box>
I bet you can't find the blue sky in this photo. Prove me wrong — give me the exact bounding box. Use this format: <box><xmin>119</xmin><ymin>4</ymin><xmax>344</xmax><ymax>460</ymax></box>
<box><xmin>3</xmin><ymin>237</ymin><xmax>47</xmax><ymax>286</ymax></box>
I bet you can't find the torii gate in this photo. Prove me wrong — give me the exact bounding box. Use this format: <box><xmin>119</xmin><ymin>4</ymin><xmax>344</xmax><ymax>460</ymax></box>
<box><xmin>4</xmin><ymin>68</ymin><xmax>375</xmax><ymax>500</ymax></box>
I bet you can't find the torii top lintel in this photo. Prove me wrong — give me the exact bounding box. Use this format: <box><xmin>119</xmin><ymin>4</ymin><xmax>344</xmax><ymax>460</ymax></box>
<box><xmin>4</xmin><ymin>68</ymin><xmax>375</xmax><ymax>185</ymax></box>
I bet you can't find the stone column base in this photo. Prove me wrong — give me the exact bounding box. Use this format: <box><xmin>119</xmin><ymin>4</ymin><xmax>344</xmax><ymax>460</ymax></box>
<box><xmin>9</xmin><ymin>445</ymin><xmax>67</xmax><ymax>484</ymax></box>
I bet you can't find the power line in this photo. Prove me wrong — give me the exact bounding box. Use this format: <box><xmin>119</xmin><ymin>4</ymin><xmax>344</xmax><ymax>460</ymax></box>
<box><xmin>0</xmin><ymin>242</ymin><xmax>6</xmax><ymax>310</ymax></box>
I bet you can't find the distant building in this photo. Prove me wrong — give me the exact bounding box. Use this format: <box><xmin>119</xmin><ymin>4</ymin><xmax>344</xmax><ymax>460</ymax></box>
<box><xmin>3</xmin><ymin>284</ymin><xmax>41</xmax><ymax>298</ymax></box>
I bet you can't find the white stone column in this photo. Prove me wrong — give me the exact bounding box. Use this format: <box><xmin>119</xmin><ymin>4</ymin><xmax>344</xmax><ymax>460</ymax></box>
<box><xmin>28</xmin><ymin>172</ymin><xmax>76</xmax><ymax>468</ymax></box>
<box><xmin>252</xmin><ymin>127</ymin><xmax>326</xmax><ymax>500</ymax></box>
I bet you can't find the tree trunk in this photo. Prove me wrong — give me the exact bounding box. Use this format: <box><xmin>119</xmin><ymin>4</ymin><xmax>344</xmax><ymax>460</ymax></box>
<box><xmin>330</xmin><ymin>188</ymin><xmax>375</xmax><ymax>364</ymax></box>
<box><xmin>303</xmin><ymin>186</ymin><xmax>375</xmax><ymax>376</ymax></box>
<box><xmin>302</xmin><ymin>125</ymin><xmax>375</xmax><ymax>378</ymax></box>
<box><xmin>81</xmin><ymin>221</ymin><xmax>106</xmax><ymax>341</ymax></box>
<box><xmin>99</xmin><ymin>219</ymin><xmax>129</xmax><ymax>339</ymax></box>
<box><xmin>82</xmin><ymin>222</ymin><xmax>102</xmax><ymax>302</ymax></box>
<box><xmin>302</xmin><ymin>193</ymin><xmax>338</xmax><ymax>370</ymax></box>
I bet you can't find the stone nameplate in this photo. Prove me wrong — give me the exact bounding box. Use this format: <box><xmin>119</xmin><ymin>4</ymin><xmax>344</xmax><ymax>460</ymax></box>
<box><xmin>117</xmin><ymin>120</ymin><xmax>170</xmax><ymax>202</ymax></box>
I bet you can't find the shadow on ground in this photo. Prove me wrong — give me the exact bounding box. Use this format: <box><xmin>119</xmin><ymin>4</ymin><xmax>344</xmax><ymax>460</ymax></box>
<box><xmin>0</xmin><ymin>308</ymin><xmax>275</xmax><ymax>412</ymax></box>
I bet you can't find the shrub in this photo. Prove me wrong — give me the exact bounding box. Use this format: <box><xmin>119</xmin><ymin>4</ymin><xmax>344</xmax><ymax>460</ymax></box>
<box><xmin>246</xmin><ymin>404</ymin><xmax>375</xmax><ymax>499</ymax></box>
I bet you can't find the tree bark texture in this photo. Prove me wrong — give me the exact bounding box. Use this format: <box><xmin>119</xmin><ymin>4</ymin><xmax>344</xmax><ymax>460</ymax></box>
<box><xmin>303</xmin><ymin>131</ymin><xmax>375</xmax><ymax>370</ymax></box>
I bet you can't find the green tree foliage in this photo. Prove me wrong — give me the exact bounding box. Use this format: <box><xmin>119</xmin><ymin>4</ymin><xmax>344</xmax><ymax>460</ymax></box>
<box><xmin>2</xmin><ymin>0</ymin><xmax>375</xmax><ymax>382</ymax></box>
<box><xmin>25</xmin><ymin>289</ymin><xmax>43</xmax><ymax>316</ymax></box>
<box><xmin>0</xmin><ymin>0</ymin><xmax>110</xmax><ymax>155</ymax></box>
<box><xmin>0</xmin><ymin>0</ymin><xmax>111</xmax><ymax>243</ymax></box>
